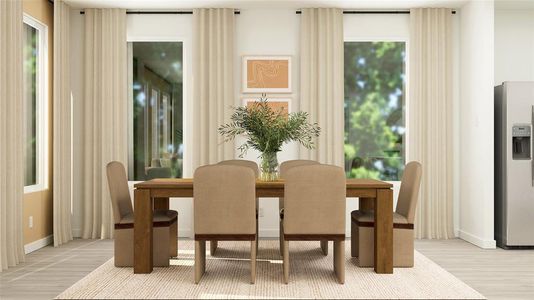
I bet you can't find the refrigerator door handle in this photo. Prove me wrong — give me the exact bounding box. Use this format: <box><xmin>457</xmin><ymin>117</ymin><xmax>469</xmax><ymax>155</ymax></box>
<box><xmin>532</xmin><ymin>105</ymin><xmax>534</xmax><ymax>186</ymax></box>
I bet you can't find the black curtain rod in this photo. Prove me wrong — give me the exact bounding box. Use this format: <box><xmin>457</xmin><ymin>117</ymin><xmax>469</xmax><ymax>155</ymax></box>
<box><xmin>296</xmin><ymin>10</ymin><xmax>456</xmax><ymax>14</ymax></box>
<box><xmin>80</xmin><ymin>10</ymin><xmax>240</xmax><ymax>15</ymax></box>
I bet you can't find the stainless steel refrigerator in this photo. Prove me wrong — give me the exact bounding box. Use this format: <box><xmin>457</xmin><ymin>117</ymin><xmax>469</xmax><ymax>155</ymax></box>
<box><xmin>495</xmin><ymin>81</ymin><xmax>534</xmax><ymax>249</ymax></box>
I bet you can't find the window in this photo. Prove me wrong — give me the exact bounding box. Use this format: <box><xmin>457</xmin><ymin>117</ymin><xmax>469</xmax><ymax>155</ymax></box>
<box><xmin>344</xmin><ymin>42</ymin><xmax>406</xmax><ymax>181</ymax></box>
<box><xmin>23</xmin><ymin>15</ymin><xmax>48</xmax><ymax>192</ymax></box>
<box><xmin>128</xmin><ymin>42</ymin><xmax>183</xmax><ymax>180</ymax></box>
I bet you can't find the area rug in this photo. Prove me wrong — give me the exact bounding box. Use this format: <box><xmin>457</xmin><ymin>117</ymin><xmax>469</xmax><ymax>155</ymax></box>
<box><xmin>56</xmin><ymin>240</ymin><xmax>484</xmax><ymax>299</ymax></box>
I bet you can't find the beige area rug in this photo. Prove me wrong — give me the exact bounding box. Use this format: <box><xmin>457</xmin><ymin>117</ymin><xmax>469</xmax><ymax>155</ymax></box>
<box><xmin>56</xmin><ymin>240</ymin><xmax>484</xmax><ymax>299</ymax></box>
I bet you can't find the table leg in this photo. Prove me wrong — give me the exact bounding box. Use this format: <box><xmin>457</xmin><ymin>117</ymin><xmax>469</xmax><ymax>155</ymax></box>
<box><xmin>374</xmin><ymin>188</ymin><xmax>393</xmax><ymax>274</ymax></box>
<box><xmin>134</xmin><ymin>188</ymin><xmax>153</xmax><ymax>274</ymax></box>
<box><xmin>154</xmin><ymin>197</ymin><xmax>169</xmax><ymax>210</ymax></box>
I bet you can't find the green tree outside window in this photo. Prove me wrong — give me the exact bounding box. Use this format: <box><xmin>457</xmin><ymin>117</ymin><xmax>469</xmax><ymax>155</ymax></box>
<box><xmin>344</xmin><ymin>42</ymin><xmax>406</xmax><ymax>181</ymax></box>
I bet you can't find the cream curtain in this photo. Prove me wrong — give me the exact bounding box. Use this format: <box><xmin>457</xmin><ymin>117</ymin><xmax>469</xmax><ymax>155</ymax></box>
<box><xmin>82</xmin><ymin>9</ymin><xmax>128</xmax><ymax>239</ymax></box>
<box><xmin>299</xmin><ymin>8</ymin><xmax>344</xmax><ymax>166</ymax></box>
<box><xmin>0</xmin><ymin>0</ymin><xmax>25</xmax><ymax>271</ymax></box>
<box><xmin>53</xmin><ymin>0</ymin><xmax>73</xmax><ymax>247</ymax></box>
<box><xmin>409</xmin><ymin>8</ymin><xmax>454</xmax><ymax>239</ymax></box>
<box><xmin>192</xmin><ymin>8</ymin><xmax>235</xmax><ymax>168</ymax></box>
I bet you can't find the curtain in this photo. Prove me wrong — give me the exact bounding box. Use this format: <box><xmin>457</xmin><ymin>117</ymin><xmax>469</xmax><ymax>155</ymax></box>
<box><xmin>192</xmin><ymin>8</ymin><xmax>235</xmax><ymax>168</ymax></box>
<box><xmin>299</xmin><ymin>8</ymin><xmax>344</xmax><ymax>166</ymax></box>
<box><xmin>409</xmin><ymin>8</ymin><xmax>454</xmax><ymax>239</ymax></box>
<box><xmin>0</xmin><ymin>0</ymin><xmax>25</xmax><ymax>271</ymax></box>
<box><xmin>53</xmin><ymin>0</ymin><xmax>73</xmax><ymax>247</ymax></box>
<box><xmin>82</xmin><ymin>9</ymin><xmax>128</xmax><ymax>239</ymax></box>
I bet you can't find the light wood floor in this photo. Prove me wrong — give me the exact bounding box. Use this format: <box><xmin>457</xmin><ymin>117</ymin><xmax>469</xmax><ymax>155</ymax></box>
<box><xmin>1</xmin><ymin>238</ymin><xmax>532</xmax><ymax>300</ymax></box>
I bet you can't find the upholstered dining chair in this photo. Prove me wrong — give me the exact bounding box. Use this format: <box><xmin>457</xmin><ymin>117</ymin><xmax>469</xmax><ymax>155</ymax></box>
<box><xmin>279</xmin><ymin>160</ymin><xmax>321</xmax><ymax>255</ymax></box>
<box><xmin>281</xmin><ymin>164</ymin><xmax>346</xmax><ymax>284</ymax></box>
<box><xmin>214</xmin><ymin>160</ymin><xmax>260</xmax><ymax>255</ymax></box>
<box><xmin>350</xmin><ymin>161</ymin><xmax>422</xmax><ymax>267</ymax></box>
<box><xmin>194</xmin><ymin>164</ymin><xmax>257</xmax><ymax>284</ymax></box>
<box><xmin>106</xmin><ymin>161</ymin><xmax>178</xmax><ymax>267</ymax></box>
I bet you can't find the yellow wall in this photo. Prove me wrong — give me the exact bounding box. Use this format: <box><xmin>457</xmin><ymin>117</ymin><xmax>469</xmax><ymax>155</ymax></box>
<box><xmin>22</xmin><ymin>0</ymin><xmax>54</xmax><ymax>245</ymax></box>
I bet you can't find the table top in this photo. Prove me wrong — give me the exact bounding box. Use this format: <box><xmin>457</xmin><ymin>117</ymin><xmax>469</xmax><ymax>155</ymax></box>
<box><xmin>134</xmin><ymin>178</ymin><xmax>392</xmax><ymax>189</ymax></box>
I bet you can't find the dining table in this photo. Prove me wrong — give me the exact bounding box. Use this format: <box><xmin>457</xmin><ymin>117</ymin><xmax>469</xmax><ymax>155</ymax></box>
<box><xmin>133</xmin><ymin>178</ymin><xmax>394</xmax><ymax>274</ymax></box>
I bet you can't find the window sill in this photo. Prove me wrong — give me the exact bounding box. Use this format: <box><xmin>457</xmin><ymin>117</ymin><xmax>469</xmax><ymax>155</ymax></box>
<box><xmin>24</xmin><ymin>184</ymin><xmax>48</xmax><ymax>194</ymax></box>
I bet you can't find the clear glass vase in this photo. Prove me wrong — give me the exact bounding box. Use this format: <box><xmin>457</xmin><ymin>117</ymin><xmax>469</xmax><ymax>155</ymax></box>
<box><xmin>260</xmin><ymin>151</ymin><xmax>279</xmax><ymax>181</ymax></box>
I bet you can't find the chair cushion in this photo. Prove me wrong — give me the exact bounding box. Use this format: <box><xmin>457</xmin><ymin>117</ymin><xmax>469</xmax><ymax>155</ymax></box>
<box><xmin>351</xmin><ymin>210</ymin><xmax>409</xmax><ymax>224</ymax></box>
<box><xmin>116</xmin><ymin>210</ymin><xmax>178</xmax><ymax>229</ymax></box>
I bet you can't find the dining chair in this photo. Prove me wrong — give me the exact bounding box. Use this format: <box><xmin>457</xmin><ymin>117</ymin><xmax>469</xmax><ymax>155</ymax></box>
<box><xmin>279</xmin><ymin>160</ymin><xmax>322</xmax><ymax>255</ymax></box>
<box><xmin>350</xmin><ymin>161</ymin><xmax>422</xmax><ymax>267</ymax></box>
<box><xmin>214</xmin><ymin>160</ymin><xmax>260</xmax><ymax>255</ymax></box>
<box><xmin>193</xmin><ymin>164</ymin><xmax>257</xmax><ymax>284</ymax></box>
<box><xmin>281</xmin><ymin>164</ymin><xmax>346</xmax><ymax>284</ymax></box>
<box><xmin>106</xmin><ymin>161</ymin><xmax>178</xmax><ymax>267</ymax></box>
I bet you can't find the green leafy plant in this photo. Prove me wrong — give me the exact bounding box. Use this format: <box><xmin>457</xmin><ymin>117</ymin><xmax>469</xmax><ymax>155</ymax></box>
<box><xmin>218</xmin><ymin>97</ymin><xmax>321</xmax><ymax>158</ymax></box>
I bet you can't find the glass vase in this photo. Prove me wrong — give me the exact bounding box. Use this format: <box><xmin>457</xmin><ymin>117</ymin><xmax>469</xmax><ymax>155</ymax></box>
<box><xmin>260</xmin><ymin>151</ymin><xmax>279</xmax><ymax>181</ymax></box>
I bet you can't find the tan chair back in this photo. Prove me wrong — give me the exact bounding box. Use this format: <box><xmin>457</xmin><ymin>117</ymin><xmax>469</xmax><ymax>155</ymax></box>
<box><xmin>194</xmin><ymin>165</ymin><xmax>256</xmax><ymax>235</ymax></box>
<box><xmin>283</xmin><ymin>164</ymin><xmax>346</xmax><ymax>235</ymax></box>
<box><xmin>395</xmin><ymin>161</ymin><xmax>422</xmax><ymax>224</ymax></box>
<box><xmin>106</xmin><ymin>161</ymin><xmax>134</xmax><ymax>224</ymax></box>
<box><xmin>280</xmin><ymin>160</ymin><xmax>320</xmax><ymax>178</ymax></box>
<box><xmin>218</xmin><ymin>159</ymin><xmax>259</xmax><ymax>178</ymax></box>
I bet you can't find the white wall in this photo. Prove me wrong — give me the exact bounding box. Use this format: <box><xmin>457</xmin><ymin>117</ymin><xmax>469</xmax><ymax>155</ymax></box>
<box><xmin>343</xmin><ymin>14</ymin><xmax>408</xmax><ymax>236</ymax></box>
<box><xmin>494</xmin><ymin>9</ymin><xmax>534</xmax><ymax>84</ymax></box>
<box><xmin>458</xmin><ymin>0</ymin><xmax>496</xmax><ymax>249</ymax></box>
<box><xmin>235</xmin><ymin>9</ymin><xmax>300</xmax><ymax>237</ymax></box>
<box><xmin>70</xmin><ymin>12</ymin><xmax>196</xmax><ymax>237</ymax></box>
<box><xmin>69</xmin><ymin>7</ymin><xmax>465</xmax><ymax>241</ymax></box>
<box><xmin>127</xmin><ymin>14</ymin><xmax>195</xmax><ymax>237</ymax></box>
<box><xmin>236</xmin><ymin>11</ymin><xmax>413</xmax><ymax>237</ymax></box>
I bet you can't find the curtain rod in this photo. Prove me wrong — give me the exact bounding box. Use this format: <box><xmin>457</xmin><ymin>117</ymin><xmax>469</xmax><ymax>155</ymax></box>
<box><xmin>295</xmin><ymin>10</ymin><xmax>456</xmax><ymax>14</ymax></box>
<box><xmin>79</xmin><ymin>10</ymin><xmax>240</xmax><ymax>15</ymax></box>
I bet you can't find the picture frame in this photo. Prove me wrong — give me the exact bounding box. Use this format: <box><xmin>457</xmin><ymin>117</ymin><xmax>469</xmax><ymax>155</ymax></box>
<box><xmin>242</xmin><ymin>56</ymin><xmax>292</xmax><ymax>93</ymax></box>
<box><xmin>242</xmin><ymin>97</ymin><xmax>292</xmax><ymax>116</ymax></box>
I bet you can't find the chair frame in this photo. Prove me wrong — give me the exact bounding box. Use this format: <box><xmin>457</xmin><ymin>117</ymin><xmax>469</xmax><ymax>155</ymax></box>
<box><xmin>280</xmin><ymin>164</ymin><xmax>346</xmax><ymax>284</ymax></box>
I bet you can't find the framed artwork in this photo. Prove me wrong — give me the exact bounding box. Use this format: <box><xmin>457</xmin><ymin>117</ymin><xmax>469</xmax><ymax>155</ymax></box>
<box><xmin>242</xmin><ymin>97</ymin><xmax>291</xmax><ymax>117</ymax></box>
<box><xmin>242</xmin><ymin>56</ymin><xmax>292</xmax><ymax>93</ymax></box>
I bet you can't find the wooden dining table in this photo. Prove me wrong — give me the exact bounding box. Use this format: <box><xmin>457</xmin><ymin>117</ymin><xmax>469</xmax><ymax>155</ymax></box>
<box><xmin>133</xmin><ymin>178</ymin><xmax>394</xmax><ymax>274</ymax></box>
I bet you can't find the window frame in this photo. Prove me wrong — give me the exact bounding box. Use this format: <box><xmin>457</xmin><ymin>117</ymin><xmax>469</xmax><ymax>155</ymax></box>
<box><xmin>23</xmin><ymin>14</ymin><xmax>49</xmax><ymax>194</ymax></box>
<box><xmin>343</xmin><ymin>38</ymin><xmax>409</xmax><ymax>183</ymax></box>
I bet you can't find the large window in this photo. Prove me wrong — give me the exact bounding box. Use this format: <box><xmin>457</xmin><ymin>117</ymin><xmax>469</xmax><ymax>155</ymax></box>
<box><xmin>23</xmin><ymin>15</ymin><xmax>48</xmax><ymax>192</ymax></box>
<box><xmin>129</xmin><ymin>42</ymin><xmax>183</xmax><ymax>180</ymax></box>
<box><xmin>344</xmin><ymin>42</ymin><xmax>406</xmax><ymax>181</ymax></box>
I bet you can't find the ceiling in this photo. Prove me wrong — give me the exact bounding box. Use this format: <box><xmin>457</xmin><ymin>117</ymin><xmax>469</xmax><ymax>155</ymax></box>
<box><xmin>495</xmin><ymin>0</ymin><xmax>534</xmax><ymax>9</ymax></box>
<box><xmin>64</xmin><ymin>0</ymin><xmax>471</xmax><ymax>9</ymax></box>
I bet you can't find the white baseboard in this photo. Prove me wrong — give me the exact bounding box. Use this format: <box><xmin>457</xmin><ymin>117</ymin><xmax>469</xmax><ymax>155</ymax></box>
<box><xmin>178</xmin><ymin>228</ymin><xmax>192</xmax><ymax>238</ymax></box>
<box><xmin>259</xmin><ymin>229</ymin><xmax>353</xmax><ymax>238</ymax></box>
<box><xmin>258</xmin><ymin>229</ymin><xmax>279</xmax><ymax>238</ymax></box>
<box><xmin>24</xmin><ymin>235</ymin><xmax>53</xmax><ymax>254</ymax></box>
<box><xmin>72</xmin><ymin>228</ymin><xmax>82</xmax><ymax>238</ymax></box>
<box><xmin>459</xmin><ymin>230</ymin><xmax>496</xmax><ymax>249</ymax></box>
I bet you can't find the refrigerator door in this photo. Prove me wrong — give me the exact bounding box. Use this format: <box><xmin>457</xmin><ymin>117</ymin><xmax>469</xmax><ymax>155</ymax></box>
<box><xmin>505</xmin><ymin>82</ymin><xmax>534</xmax><ymax>246</ymax></box>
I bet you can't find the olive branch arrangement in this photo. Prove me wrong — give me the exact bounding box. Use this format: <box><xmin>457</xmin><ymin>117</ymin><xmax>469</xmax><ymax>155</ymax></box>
<box><xmin>218</xmin><ymin>95</ymin><xmax>321</xmax><ymax>157</ymax></box>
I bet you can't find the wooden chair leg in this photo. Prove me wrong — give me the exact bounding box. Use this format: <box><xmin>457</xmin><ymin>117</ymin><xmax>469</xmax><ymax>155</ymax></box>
<box><xmin>320</xmin><ymin>240</ymin><xmax>328</xmax><ymax>256</ymax></box>
<box><xmin>170</xmin><ymin>221</ymin><xmax>178</xmax><ymax>258</ymax></box>
<box><xmin>210</xmin><ymin>240</ymin><xmax>218</xmax><ymax>256</ymax></box>
<box><xmin>334</xmin><ymin>240</ymin><xmax>345</xmax><ymax>284</ymax></box>
<box><xmin>195</xmin><ymin>240</ymin><xmax>206</xmax><ymax>284</ymax></box>
<box><xmin>279</xmin><ymin>221</ymin><xmax>284</xmax><ymax>256</ymax></box>
<box><xmin>256</xmin><ymin>219</ymin><xmax>259</xmax><ymax>254</ymax></box>
<box><xmin>351</xmin><ymin>220</ymin><xmax>358</xmax><ymax>258</ymax></box>
<box><xmin>251</xmin><ymin>239</ymin><xmax>257</xmax><ymax>284</ymax></box>
<box><xmin>283</xmin><ymin>240</ymin><xmax>289</xmax><ymax>284</ymax></box>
